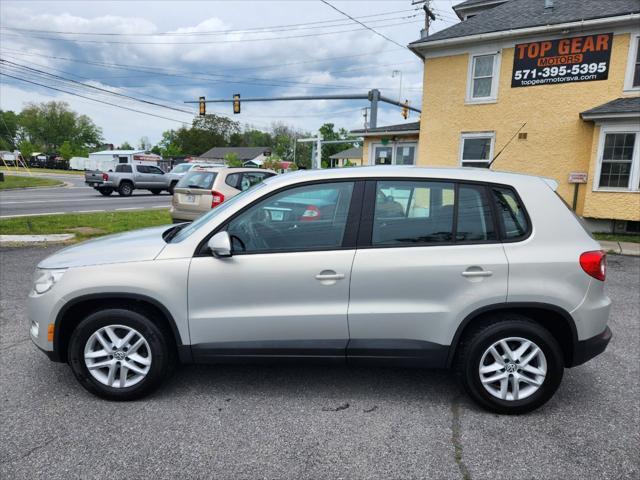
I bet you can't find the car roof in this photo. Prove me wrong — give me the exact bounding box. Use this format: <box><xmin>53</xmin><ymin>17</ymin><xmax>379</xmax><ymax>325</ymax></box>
<box><xmin>263</xmin><ymin>166</ymin><xmax>556</xmax><ymax>189</ymax></box>
<box><xmin>187</xmin><ymin>167</ymin><xmax>276</xmax><ymax>174</ymax></box>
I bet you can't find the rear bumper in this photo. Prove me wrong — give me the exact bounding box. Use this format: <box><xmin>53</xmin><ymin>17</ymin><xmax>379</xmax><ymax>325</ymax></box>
<box><xmin>570</xmin><ymin>326</ymin><xmax>612</xmax><ymax>367</ymax></box>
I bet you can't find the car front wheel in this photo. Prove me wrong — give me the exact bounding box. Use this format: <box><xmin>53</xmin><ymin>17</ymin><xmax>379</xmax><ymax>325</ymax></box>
<box><xmin>455</xmin><ymin>315</ymin><xmax>564</xmax><ymax>414</ymax></box>
<box><xmin>68</xmin><ymin>308</ymin><xmax>172</xmax><ymax>400</ymax></box>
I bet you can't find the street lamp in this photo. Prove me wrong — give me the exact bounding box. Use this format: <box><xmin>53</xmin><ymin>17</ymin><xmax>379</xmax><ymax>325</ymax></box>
<box><xmin>391</xmin><ymin>70</ymin><xmax>403</xmax><ymax>103</ymax></box>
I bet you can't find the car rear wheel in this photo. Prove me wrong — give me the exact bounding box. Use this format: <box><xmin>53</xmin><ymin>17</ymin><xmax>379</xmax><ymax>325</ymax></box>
<box><xmin>68</xmin><ymin>309</ymin><xmax>172</xmax><ymax>400</ymax></box>
<box><xmin>168</xmin><ymin>181</ymin><xmax>178</xmax><ymax>195</ymax></box>
<box><xmin>118</xmin><ymin>182</ymin><xmax>133</xmax><ymax>196</ymax></box>
<box><xmin>98</xmin><ymin>188</ymin><xmax>113</xmax><ymax>196</ymax></box>
<box><xmin>455</xmin><ymin>314</ymin><xmax>564</xmax><ymax>414</ymax></box>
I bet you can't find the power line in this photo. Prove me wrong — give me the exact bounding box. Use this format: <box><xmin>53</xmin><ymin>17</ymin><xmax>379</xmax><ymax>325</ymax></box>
<box><xmin>0</xmin><ymin>59</ymin><xmax>195</xmax><ymax>115</ymax></box>
<box><xmin>0</xmin><ymin>8</ymin><xmax>418</xmax><ymax>37</ymax></box>
<box><xmin>0</xmin><ymin>72</ymin><xmax>192</xmax><ymax>124</ymax></box>
<box><xmin>319</xmin><ymin>0</ymin><xmax>407</xmax><ymax>49</ymax></box>
<box><xmin>1</xmin><ymin>18</ymin><xmax>420</xmax><ymax>45</ymax></box>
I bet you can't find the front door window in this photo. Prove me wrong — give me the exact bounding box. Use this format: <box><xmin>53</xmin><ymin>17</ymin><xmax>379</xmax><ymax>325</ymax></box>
<box><xmin>373</xmin><ymin>146</ymin><xmax>393</xmax><ymax>165</ymax></box>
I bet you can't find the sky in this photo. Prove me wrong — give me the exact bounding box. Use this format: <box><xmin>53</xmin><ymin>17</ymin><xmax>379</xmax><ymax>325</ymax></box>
<box><xmin>0</xmin><ymin>0</ymin><xmax>462</xmax><ymax>147</ymax></box>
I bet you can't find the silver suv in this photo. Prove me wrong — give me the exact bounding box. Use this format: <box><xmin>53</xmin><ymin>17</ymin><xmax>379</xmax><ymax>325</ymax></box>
<box><xmin>28</xmin><ymin>167</ymin><xmax>611</xmax><ymax>413</ymax></box>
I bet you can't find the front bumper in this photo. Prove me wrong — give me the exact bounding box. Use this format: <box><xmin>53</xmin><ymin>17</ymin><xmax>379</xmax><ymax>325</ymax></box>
<box><xmin>570</xmin><ymin>326</ymin><xmax>612</xmax><ymax>367</ymax></box>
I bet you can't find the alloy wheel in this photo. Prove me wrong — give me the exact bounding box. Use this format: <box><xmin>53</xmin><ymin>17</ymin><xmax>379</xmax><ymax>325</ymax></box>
<box><xmin>478</xmin><ymin>337</ymin><xmax>547</xmax><ymax>401</ymax></box>
<box><xmin>84</xmin><ymin>325</ymin><xmax>152</xmax><ymax>388</ymax></box>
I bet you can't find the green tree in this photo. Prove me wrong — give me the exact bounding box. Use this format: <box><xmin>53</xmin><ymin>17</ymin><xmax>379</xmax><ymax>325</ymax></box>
<box><xmin>119</xmin><ymin>141</ymin><xmax>134</xmax><ymax>150</ymax></box>
<box><xmin>224</xmin><ymin>152</ymin><xmax>243</xmax><ymax>167</ymax></box>
<box><xmin>59</xmin><ymin>140</ymin><xmax>73</xmax><ymax>161</ymax></box>
<box><xmin>318</xmin><ymin>123</ymin><xmax>356</xmax><ymax>167</ymax></box>
<box><xmin>262</xmin><ymin>156</ymin><xmax>282</xmax><ymax>172</ymax></box>
<box><xmin>0</xmin><ymin>110</ymin><xmax>19</xmax><ymax>150</ymax></box>
<box><xmin>17</xmin><ymin>139</ymin><xmax>36</xmax><ymax>162</ymax></box>
<box><xmin>18</xmin><ymin>101</ymin><xmax>102</xmax><ymax>152</ymax></box>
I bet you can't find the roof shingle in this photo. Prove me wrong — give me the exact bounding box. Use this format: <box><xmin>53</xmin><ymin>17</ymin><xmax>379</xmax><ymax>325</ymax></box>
<box><xmin>410</xmin><ymin>0</ymin><xmax>640</xmax><ymax>46</ymax></box>
<box><xmin>580</xmin><ymin>97</ymin><xmax>640</xmax><ymax>119</ymax></box>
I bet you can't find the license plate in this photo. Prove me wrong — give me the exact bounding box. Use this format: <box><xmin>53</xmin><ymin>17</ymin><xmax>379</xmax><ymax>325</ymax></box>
<box><xmin>185</xmin><ymin>194</ymin><xmax>196</xmax><ymax>204</ymax></box>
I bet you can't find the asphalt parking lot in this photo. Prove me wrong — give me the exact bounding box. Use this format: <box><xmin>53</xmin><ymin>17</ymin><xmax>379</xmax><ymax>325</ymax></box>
<box><xmin>1</xmin><ymin>246</ymin><xmax>638</xmax><ymax>480</ymax></box>
<box><xmin>0</xmin><ymin>173</ymin><xmax>171</xmax><ymax>218</ymax></box>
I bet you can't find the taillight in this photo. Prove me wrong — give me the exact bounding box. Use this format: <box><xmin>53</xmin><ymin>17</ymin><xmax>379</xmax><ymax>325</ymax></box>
<box><xmin>580</xmin><ymin>250</ymin><xmax>606</xmax><ymax>281</ymax></box>
<box><xmin>300</xmin><ymin>205</ymin><xmax>321</xmax><ymax>221</ymax></box>
<box><xmin>102</xmin><ymin>173</ymin><xmax>109</xmax><ymax>181</ymax></box>
<box><xmin>211</xmin><ymin>191</ymin><xmax>225</xmax><ymax>208</ymax></box>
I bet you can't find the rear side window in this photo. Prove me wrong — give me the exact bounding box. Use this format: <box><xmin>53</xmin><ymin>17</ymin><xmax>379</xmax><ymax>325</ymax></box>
<box><xmin>225</xmin><ymin>173</ymin><xmax>241</xmax><ymax>189</ymax></box>
<box><xmin>137</xmin><ymin>165</ymin><xmax>149</xmax><ymax>173</ymax></box>
<box><xmin>115</xmin><ymin>164</ymin><xmax>132</xmax><ymax>173</ymax></box>
<box><xmin>372</xmin><ymin>181</ymin><xmax>455</xmax><ymax>245</ymax></box>
<box><xmin>457</xmin><ymin>184</ymin><xmax>496</xmax><ymax>241</ymax></box>
<box><xmin>492</xmin><ymin>187</ymin><xmax>529</xmax><ymax>239</ymax></box>
<box><xmin>177</xmin><ymin>171</ymin><xmax>218</xmax><ymax>189</ymax></box>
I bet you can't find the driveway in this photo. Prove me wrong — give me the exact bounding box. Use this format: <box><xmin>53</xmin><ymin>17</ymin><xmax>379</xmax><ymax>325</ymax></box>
<box><xmin>0</xmin><ymin>247</ymin><xmax>638</xmax><ymax>479</ymax></box>
<box><xmin>0</xmin><ymin>173</ymin><xmax>170</xmax><ymax>218</ymax></box>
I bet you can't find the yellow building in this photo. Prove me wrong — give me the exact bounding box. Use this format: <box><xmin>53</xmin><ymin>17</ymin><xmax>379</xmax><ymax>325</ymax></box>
<box><xmin>406</xmin><ymin>0</ymin><xmax>640</xmax><ymax>233</ymax></box>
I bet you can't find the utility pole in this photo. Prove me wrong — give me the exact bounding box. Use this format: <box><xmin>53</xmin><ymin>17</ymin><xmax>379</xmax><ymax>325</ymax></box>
<box><xmin>412</xmin><ymin>0</ymin><xmax>436</xmax><ymax>37</ymax></box>
<box><xmin>392</xmin><ymin>70</ymin><xmax>403</xmax><ymax>103</ymax></box>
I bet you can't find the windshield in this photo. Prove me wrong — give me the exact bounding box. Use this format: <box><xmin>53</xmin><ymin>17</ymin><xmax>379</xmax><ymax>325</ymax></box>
<box><xmin>176</xmin><ymin>170</ymin><xmax>218</xmax><ymax>189</ymax></box>
<box><xmin>170</xmin><ymin>182</ymin><xmax>267</xmax><ymax>243</ymax></box>
<box><xmin>170</xmin><ymin>163</ymin><xmax>192</xmax><ymax>174</ymax></box>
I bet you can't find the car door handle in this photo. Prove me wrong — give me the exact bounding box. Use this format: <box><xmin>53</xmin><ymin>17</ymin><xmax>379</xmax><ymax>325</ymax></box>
<box><xmin>461</xmin><ymin>269</ymin><xmax>493</xmax><ymax>278</ymax></box>
<box><xmin>315</xmin><ymin>273</ymin><xmax>345</xmax><ymax>281</ymax></box>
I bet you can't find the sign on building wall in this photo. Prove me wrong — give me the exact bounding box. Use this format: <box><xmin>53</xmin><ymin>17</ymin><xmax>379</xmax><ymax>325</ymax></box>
<box><xmin>512</xmin><ymin>33</ymin><xmax>613</xmax><ymax>88</ymax></box>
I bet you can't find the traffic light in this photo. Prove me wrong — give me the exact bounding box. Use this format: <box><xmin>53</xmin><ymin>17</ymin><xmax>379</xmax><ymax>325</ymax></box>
<box><xmin>401</xmin><ymin>100</ymin><xmax>409</xmax><ymax>119</ymax></box>
<box><xmin>233</xmin><ymin>94</ymin><xmax>241</xmax><ymax>114</ymax></box>
<box><xmin>198</xmin><ymin>96</ymin><xmax>206</xmax><ymax>116</ymax></box>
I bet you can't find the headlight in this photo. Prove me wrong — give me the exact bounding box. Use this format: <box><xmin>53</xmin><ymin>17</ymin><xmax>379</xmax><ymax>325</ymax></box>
<box><xmin>32</xmin><ymin>268</ymin><xmax>66</xmax><ymax>294</ymax></box>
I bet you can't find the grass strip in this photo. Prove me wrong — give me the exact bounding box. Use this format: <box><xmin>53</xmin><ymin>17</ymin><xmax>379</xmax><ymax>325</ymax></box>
<box><xmin>0</xmin><ymin>210</ymin><xmax>172</xmax><ymax>241</ymax></box>
<box><xmin>0</xmin><ymin>175</ymin><xmax>63</xmax><ymax>190</ymax></box>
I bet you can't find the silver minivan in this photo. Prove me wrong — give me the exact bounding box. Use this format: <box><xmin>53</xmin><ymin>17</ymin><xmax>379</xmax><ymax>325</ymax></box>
<box><xmin>28</xmin><ymin>167</ymin><xmax>611</xmax><ymax>413</ymax></box>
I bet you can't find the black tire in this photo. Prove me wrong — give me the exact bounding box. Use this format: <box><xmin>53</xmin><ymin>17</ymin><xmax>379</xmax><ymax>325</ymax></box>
<box><xmin>149</xmin><ymin>189</ymin><xmax>162</xmax><ymax>195</ymax></box>
<box><xmin>455</xmin><ymin>314</ymin><xmax>564</xmax><ymax>414</ymax></box>
<box><xmin>98</xmin><ymin>188</ymin><xmax>113</xmax><ymax>196</ymax></box>
<box><xmin>118</xmin><ymin>181</ymin><xmax>133</xmax><ymax>196</ymax></box>
<box><xmin>168</xmin><ymin>181</ymin><xmax>178</xmax><ymax>195</ymax></box>
<box><xmin>68</xmin><ymin>308</ymin><xmax>172</xmax><ymax>401</ymax></box>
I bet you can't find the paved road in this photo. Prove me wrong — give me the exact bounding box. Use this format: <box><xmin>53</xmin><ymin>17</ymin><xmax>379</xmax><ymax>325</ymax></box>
<box><xmin>0</xmin><ymin>247</ymin><xmax>638</xmax><ymax>479</ymax></box>
<box><xmin>0</xmin><ymin>173</ymin><xmax>171</xmax><ymax>218</ymax></box>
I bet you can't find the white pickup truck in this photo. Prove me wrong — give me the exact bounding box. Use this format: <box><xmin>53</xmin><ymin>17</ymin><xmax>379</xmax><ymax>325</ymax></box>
<box><xmin>85</xmin><ymin>163</ymin><xmax>172</xmax><ymax>196</ymax></box>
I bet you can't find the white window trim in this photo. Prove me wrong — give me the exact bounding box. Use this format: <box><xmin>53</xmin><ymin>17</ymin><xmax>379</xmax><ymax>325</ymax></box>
<box><xmin>369</xmin><ymin>141</ymin><xmax>418</xmax><ymax>166</ymax></box>
<box><xmin>459</xmin><ymin>132</ymin><xmax>496</xmax><ymax>167</ymax></box>
<box><xmin>592</xmin><ymin>123</ymin><xmax>640</xmax><ymax>193</ymax></box>
<box><xmin>465</xmin><ymin>51</ymin><xmax>501</xmax><ymax>104</ymax></box>
<box><xmin>623</xmin><ymin>33</ymin><xmax>640</xmax><ymax>93</ymax></box>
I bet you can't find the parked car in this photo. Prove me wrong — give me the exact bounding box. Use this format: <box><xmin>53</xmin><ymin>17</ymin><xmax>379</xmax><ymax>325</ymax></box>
<box><xmin>170</xmin><ymin>166</ymin><xmax>276</xmax><ymax>222</ymax></box>
<box><xmin>85</xmin><ymin>163</ymin><xmax>171</xmax><ymax>196</ymax></box>
<box><xmin>28</xmin><ymin>166</ymin><xmax>611</xmax><ymax>413</ymax></box>
<box><xmin>165</xmin><ymin>162</ymin><xmax>224</xmax><ymax>194</ymax></box>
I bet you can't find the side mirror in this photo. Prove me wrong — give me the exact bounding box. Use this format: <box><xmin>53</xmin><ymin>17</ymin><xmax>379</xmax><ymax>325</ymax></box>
<box><xmin>207</xmin><ymin>231</ymin><xmax>232</xmax><ymax>258</ymax></box>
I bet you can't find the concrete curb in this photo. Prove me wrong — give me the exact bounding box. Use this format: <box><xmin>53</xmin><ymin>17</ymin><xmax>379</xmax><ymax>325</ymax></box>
<box><xmin>0</xmin><ymin>234</ymin><xmax>75</xmax><ymax>245</ymax></box>
<box><xmin>599</xmin><ymin>240</ymin><xmax>640</xmax><ymax>256</ymax></box>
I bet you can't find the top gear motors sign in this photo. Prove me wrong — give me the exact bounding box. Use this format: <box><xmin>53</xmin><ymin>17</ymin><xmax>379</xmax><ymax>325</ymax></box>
<box><xmin>511</xmin><ymin>33</ymin><xmax>613</xmax><ymax>88</ymax></box>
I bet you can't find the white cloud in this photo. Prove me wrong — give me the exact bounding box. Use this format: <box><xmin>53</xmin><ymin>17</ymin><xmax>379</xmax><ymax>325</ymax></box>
<box><xmin>0</xmin><ymin>1</ymin><xmax>458</xmax><ymax>146</ymax></box>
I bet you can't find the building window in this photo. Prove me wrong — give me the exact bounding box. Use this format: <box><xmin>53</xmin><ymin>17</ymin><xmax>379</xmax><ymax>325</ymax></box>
<box><xmin>624</xmin><ymin>35</ymin><xmax>640</xmax><ymax>91</ymax></box>
<box><xmin>595</xmin><ymin>126</ymin><xmax>640</xmax><ymax>192</ymax></box>
<box><xmin>459</xmin><ymin>133</ymin><xmax>494</xmax><ymax>168</ymax></box>
<box><xmin>371</xmin><ymin>142</ymin><xmax>417</xmax><ymax>165</ymax></box>
<box><xmin>467</xmin><ymin>53</ymin><xmax>500</xmax><ymax>102</ymax></box>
